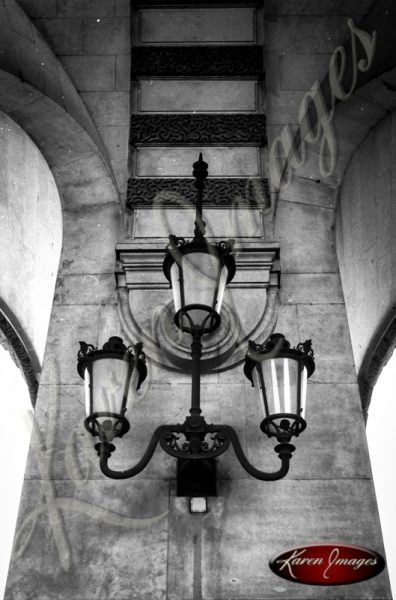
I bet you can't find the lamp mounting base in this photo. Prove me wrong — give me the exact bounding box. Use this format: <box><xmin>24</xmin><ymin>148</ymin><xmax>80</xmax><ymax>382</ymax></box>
<box><xmin>177</xmin><ymin>458</ymin><xmax>217</xmax><ymax>497</ymax></box>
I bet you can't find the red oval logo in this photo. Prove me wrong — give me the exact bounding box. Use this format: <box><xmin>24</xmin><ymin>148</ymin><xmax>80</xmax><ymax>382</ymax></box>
<box><xmin>270</xmin><ymin>544</ymin><xmax>385</xmax><ymax>585</ymax></box>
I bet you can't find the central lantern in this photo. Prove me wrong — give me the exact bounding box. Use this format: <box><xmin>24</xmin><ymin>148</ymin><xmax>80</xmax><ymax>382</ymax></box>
<box><xmin>162</xmin><ymin>153</ymin><xmax>235</xmax><ymax>335</ymax></box>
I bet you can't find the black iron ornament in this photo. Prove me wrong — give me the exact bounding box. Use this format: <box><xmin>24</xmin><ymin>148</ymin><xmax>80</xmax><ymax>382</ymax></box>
<box><xmin>77</xmin><ymin>158</ymin><xmax>316</xmax><ymax>498</ymax></box>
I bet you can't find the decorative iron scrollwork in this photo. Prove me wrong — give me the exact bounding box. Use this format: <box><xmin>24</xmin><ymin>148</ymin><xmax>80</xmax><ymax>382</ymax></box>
<box><xmin>131</xmin><ymin>46</ymin><xmax>263</xmax><ymax>77</ymax></box>
<box><xmin>130</xmin><ymin>114</ymin><xmax>267</xmax><ymax>146</ymax></box>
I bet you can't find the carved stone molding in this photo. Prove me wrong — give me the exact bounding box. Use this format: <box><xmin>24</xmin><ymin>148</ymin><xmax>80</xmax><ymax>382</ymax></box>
<box><xmin>358</xmin><ymin>307</ymin><xmax>396</xmax><ymax>420</ymax></box>
<box><xmin>0</xmin><ymin>308</ymin><xmax>39</xmax><ymax>405</ymax></box>
<box><xmin>130</xmin><ymin>115</ymin><xmax>267</xmax><ymax>146</ymax></box>
<box><xmin>136</xmin><ymin>0</ymin><xmax>262</xmax><ymax>5</ymax></box>
<box><xmin>131</xmin><ymin>46</ymin><xmax>263</xmax><ymax>77</ymax></box>
<box><xmin>127</xmin><ymin>177</ymin><xmax>270</xmax><ymax>208</ymax></box>
<box><xmin>115</xmin><ymin>242</ymin><xmax>280</xmax><ymax>372</ymax></box>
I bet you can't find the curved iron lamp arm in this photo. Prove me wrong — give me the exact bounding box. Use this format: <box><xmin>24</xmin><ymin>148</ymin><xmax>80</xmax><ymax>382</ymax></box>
<box><xmin>222</xmin><ymin>425</ymin><xmax>296</xmax><ymax>481</ymax></box>
<box><xmin>94</xmin><ymin>422</ymin><xmax>295</xmax><ymax>482</ymax></box>
<box><xmin>95</xmin><ymin>425</ymin><xmax>180</xmax><ymax>480</ymax></box>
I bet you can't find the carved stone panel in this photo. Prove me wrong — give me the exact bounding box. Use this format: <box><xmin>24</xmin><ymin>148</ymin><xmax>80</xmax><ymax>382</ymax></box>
<box><xmin>131</xmin><ymin>46</ymin><xmax>263</xmax><ymax>77</ymax></box>
<box><xmin>115</xmin><ymin>242</ymin><xmax>280</xmax><ymax>372</ymax></box>
<box><xmin>127</xmin><ymin>178</ymin><xmax>270</xmax><ymax>208</ymax></box>
<box><xmin>130</xmin><ymin>115</ymin><xmax>267</xmax><ymax>145</ymax></box>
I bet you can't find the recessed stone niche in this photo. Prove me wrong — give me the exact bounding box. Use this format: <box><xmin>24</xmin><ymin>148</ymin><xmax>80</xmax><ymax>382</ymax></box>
<box><xmin>138</xmin><ymin>80</ymin><xmax>258</xmax><ymax>113</ymax></box>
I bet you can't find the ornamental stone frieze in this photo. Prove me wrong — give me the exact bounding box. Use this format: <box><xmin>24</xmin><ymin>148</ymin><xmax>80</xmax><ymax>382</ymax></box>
<box><xmin>130</xmin><ymin>115</ymin><xmax>267</xmax><ymax>146</ymax></box>
<box><xmin>127</xmin><ymin>178</ymin><xmax>270</xmax><ymax>209</ymax></box>
<box><xmin>115</xmin><ymin>241</ymin><xmax>280</xmax><ymax>372</ymax></box>
<box><xmin>131</xmin><ymin>46</ymin><xmax>263</xmax><ymax>77</ymax></box>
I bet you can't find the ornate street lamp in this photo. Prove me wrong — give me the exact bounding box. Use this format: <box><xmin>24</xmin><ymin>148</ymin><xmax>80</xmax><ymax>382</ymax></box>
<box><xmin>77</xmin><ymin>156</ymin><xmax>316</xmax><ymax>498</ymax></box>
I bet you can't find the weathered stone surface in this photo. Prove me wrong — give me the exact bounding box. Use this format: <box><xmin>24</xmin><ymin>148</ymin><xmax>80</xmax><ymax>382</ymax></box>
<box><xmin>297</xmin><ymin>304</ymin><xmax>356</xmax><ymax>383</ymax></box>
<box><xmin>275</xmin><ymin>200</ymin><xmax>337</xmax><ymax>273</ymax></box>
<box><xmin>36</xmin><ymin>18</ymin><xmax>84</xmax><ymax>54</ymax></box>
<box><xmin>280</xmin><ymin>273</ymin><xmax>344</xmax><ymax>304</ymax></box>
<box><xmin>83</xmin><ymin>17</ymin><xmax>129</xmax><ymax>54</ymax></box>
<box><xmin>54</xmin><ymin>274</ymin><xmax>116</xmax><ymax>305</ymax></box>
<box><xmin>279</xmin><ymin>53</ymin><xmax>332</xmax><ymax>91</ymax></box>
<box><xmin>60</xmin><ymin>203</ymin><xmax>121</xmax><ymax>274</ymax></box>
<box><xmin>17</xmin><ymin>0</ymin><xmax>56</xmax><ymax>17</ymax></box>
<box><xmin>81</xmin><ymin>91</ymin><xmax>129</xmax><ymax>126</ymax></box>
<box><xmin>56</xmin><ymin>0</ymin><xmax>115</xmax><ymax>17</ymax></box>
<box><xmin>136</xmin><ymin>147</ymin><xmax>260</xmax><ymax>177</ymax></box>
<box><xmin>5</xmin><ymin>479</ymin><xmax>169</xmax><ymax>600</ymax></box>
<box><xmin>265</xmin><ymin>0</ymin><xmax>374</xmax><ymax>14</ymax></box>
<box><xmin>265</xmin><ymin>16</ymin><xmax>351</xmax><ymax>53</ymax></box>
<box><xmin>0</xmin><ymin>111</ymin><xmax>62</xmax><ymax>363</ymax></box>
<box><xmin>62</xmin><ymin>56</ymin><xmax>116</xmax><ymax>92</ymax></box>
<box><xmin>115</xmin><ymin>54</ymin><xmax>130</xmax><ymax>91</ymax></box>
<box><xmin>138</xmin><ymin>7</ymin><xmax>255</xmax><ymax>44</ymax></box>
<box><xmin>131</xmin><ymin>207</ymin><xmax>262</xmax><ymax>239</ymax></box>
<box><xmin>200</xmin><ymin>479</ymin><xmax>389</xmax><ymax>599</ymax></box>
<box><xmin>139</xmin><ymin>80</ymin><xmax>258</xmax><ymax>113</ymax></box>
<box><xmin>40</xmin><ymin>305</ymin><xmax>101</xmax><ymax>385</ymax></box>
<box><xmin>278</xmin><ymin>176</ymin><xmax>337</xmax><ymax>209</ymax></box>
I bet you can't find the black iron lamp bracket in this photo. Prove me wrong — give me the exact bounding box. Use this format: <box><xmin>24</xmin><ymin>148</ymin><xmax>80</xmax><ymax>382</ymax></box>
<box><xmin>94</xmin><ymin>416</ymin><xmax>296</xmax><ymax>485</ymax></box>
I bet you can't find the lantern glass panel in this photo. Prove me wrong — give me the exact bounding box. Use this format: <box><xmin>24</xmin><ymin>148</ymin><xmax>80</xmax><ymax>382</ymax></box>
<box><xmin>170</xmin><ymin>261</ymin><xmax>182</xmax><ymax>314</ymax></box>
<box><xmin>256</xmin><ymin>358</ymin><xmax>303</xmax><ymax>417</ymax></box>
<box><xmin>175</xmin><ymin>251</ymin><xmax>223</xmax><ymax>326</ymax></box>
<box><xmin>87</xmin><ymin>357</ymin><xmax>135</xmax><ymax>426</ymax></box>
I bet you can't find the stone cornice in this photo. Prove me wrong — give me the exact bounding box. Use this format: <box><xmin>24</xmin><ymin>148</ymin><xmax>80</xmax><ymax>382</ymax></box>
<box><xmin>127</xmin><ymin>177</ymin><xmax>270</xmax><ymax>208</ymax></box>
<box><xmin>130</xmin><ymin>114</ymin><xmax>267</xmax><ymax>145</ymax></box>
<box><xmin>131</xmin><ymin>46</ymin><xmax>263</xmax><ymax>77</ymax></box>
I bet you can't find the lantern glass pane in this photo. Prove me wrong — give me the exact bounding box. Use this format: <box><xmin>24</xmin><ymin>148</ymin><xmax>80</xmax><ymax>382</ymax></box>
<box><xmin>170</xmin><ymin>261</ymin><xmax>182</xmax><ymax>313</ymax></box>
<box><xmin>252</xmin><ymin>366</ymin><xmax>267</xmax><ymax>419</ymax></box>
<box><xmin>181</xmin><ymin>251</ymin><xmax>222</xmax><ymax>325</ymax></box>
<box><xmin>215</xmin><ymin>264</ymin><xmax>228</xmax><ymax>315</ymax></box>
<box><xmin>91</xmin><ymin>357</ymin><xmax>133</xmax><ymax>424</ymax></box>
<box><xmin>261</xmin><ymin>358</ymin><xmax>301</xmax><ymax>416</ymax></box>
<box><xmin>84</xmin><ymin>367</ymin><xmax>91</xmax><ymax>417</ymax></box>
<box><xmin>301</xmin><ymin>366</ymin><xmax>308</xmax><ymax>419</ymax></box>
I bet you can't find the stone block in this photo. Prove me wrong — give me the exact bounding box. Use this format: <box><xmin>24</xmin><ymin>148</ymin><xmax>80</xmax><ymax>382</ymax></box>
<box><xmin>51</xmin><ymin>150</ymin><xmax>114</xmax><ymax>190</ymax></box>
<box><xmin>280</xmin><ymin>53</ymin><xmax>332</xmax><ymax>91</ymax></box>
<box><xmin>110</xmin><ymin>159</ymin><xmax>128</xmax><ymax>194</ymax></box>
<box><xmin>265</xmin><ymin>16</ymin><xmax>350</xmax><ymax>53</ymax></box>
<box><xmin>40</xmin><ymin>304</ymin><xmax>101</xmax><ymax>385</ymax></box>
<box><xmin>99</xmin><ymin>125</ymin><xmax>130</xmax><ymax>161</ymax></box>
<box><xmin>115</xmin><ymin>0</ymin><xmax>130</xmax><ymax>17</ymax></box>
<box><xmin>81</xmin><ymin>91</ymin><xmax>129</xmax><ymax>127</ymax></box>
<box><xmin>61</xmin><ymin>56</ymin><xmax>116</xmax><ymax>92</ymax></box>
<box><xmin>356</xmin><ymin>77</ymin><xmax>396</xmax><ymax>113</ymax></box>
<box><xmin>199</xmin><ymin>479</ymin><xmax>389</xmax><ymax>599</ymax></box>
<box><xmin>84</xmin><ymin>17</ymin><xmax>129</xmax><ymax>54</ymax></box>
<box><xmin>17</xmin><ymin>0</ymin><xmax>56</xmax><ymax>18</ymax></box>
<box><xmin>35</xmin><ymin>18</ymin><xmax>83</xmax><ymax>55</ymax></box>
<box><xmin>56</xmin><ymin>0</ymin><xmax>115</xmax><ymax>17</ymax></box>
<box><xmin>139</xmin><ymin>80</ymin><xmax>257</xmax><ymax>113</ymax></box>
<box><xmin>60</xmin><ymin>203</ymin><xmax>122</xmax><ymax>275</ymax></box>
<box><xmin>138</xmin><ymin>7</ymin><xmax>255</xmax><ymax>44</ymax></box>
<box><xmin>275</xmin><ymin>200</ymin><xmax>337</xmax><ymax>273</ymax></box>
<box><xmin>5</xmin><ymin>478</ymin><xmax>169</xmax><ymax>600</ymax></box>
<box><xmin>265</xmin><ymin>0</ymin><xmax>374</xmax><ymax>14</ymax></box>
<box><xmin>132</xmin><ymin>207</ymin><xmax>262</xmax><ymax>239</ymax></box>
<box><xmin>335</xmin><ymin>95</ymin><xmax>387</xmax><ymax>129</ymax></box>
<box><xmin>54</xmin><ymin>273</ymin><xmax>116</xmax><ymax>305</ymax></box>
<box><xmin>266</xmin><ymin>90</ymin><xmax>305</xmax><ymax>126</ymax></box>
<box><xmin>136</xmin><ymin>147</ymin><xmax>260</xmax><ymax>177</ymax></box>
<box><xmin>278</xmin><ymin>176</ymin><xmax>337</xmax><ymax>209</ymax></box>
<box><xmin>115</xmin><ymin>54</ymin><xmax>130</xmax><ymax>91</ymax></box>
<box><xmin>297</xmin><ymin>304</ymin><xmax>356</xmax><ymax>383</ymax></box>
<box><xmin>59</xmin><ymin>174</ymin><xmax>118</xmax><ymax>207</ymax></box>
<box><xmin>280</xmin><ymin>273</ymin><xmax>344</xmax><ymax>304</ymax></box>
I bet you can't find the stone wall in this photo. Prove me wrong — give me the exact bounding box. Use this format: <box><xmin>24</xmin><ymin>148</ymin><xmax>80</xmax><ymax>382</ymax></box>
<box><xmin>2</xmin><ymin>1</ymin><xmax>392</xmax><ymax>599</ymax></box>
<box><xmin>336</xmin><ymin>108</ymin><xmax>396</xmax><ymax>403</ymax></box>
